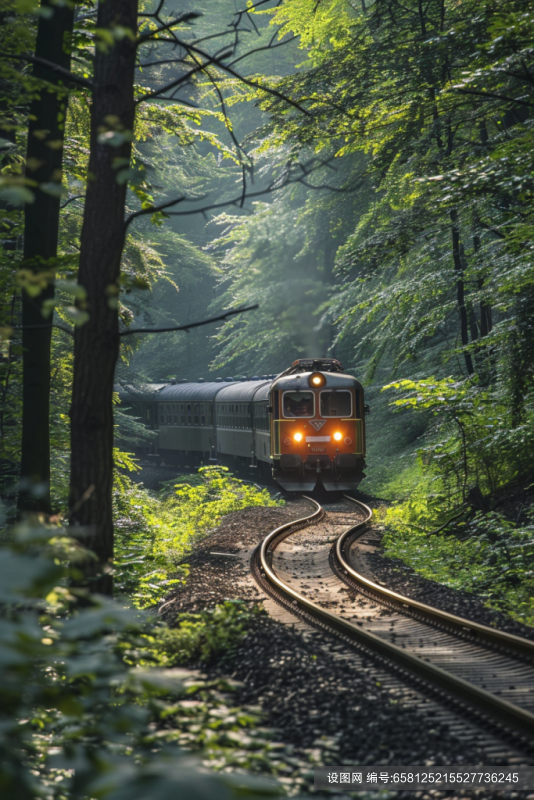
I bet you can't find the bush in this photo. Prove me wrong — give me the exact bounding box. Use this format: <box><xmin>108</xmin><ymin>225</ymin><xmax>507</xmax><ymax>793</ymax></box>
<box><xmin>147</xmin><ymin>601</ymin><xmax>259</xmax><ymax>667</ymax></box>
<box><xmin>382</xmin><ymin>504</ymin><xmax>534</xmax><ymax>625</ymax></box>
<box><xmin>113</xmin><ymin>466</ymin><xmax>283</xmax><ymax>608</ymax></box>
<box><xmin>0</xmin><ymin>519</ymin><xmax>284</xmax><ymax>799</ymax></box>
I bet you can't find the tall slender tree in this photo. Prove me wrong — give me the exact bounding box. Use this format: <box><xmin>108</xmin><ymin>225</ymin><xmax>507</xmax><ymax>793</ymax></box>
<box><xmin>18</xmin><ymin>0</ymin><xmax>75</xmax><ymax>513</ymax></box>
<box><xmin>69</xmin><ymin>0</ymin><xmax>138</xmax><ymax>593</ymax></box>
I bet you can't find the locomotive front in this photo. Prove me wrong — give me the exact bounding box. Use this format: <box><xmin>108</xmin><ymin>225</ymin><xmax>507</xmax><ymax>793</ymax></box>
<box><xmin>270</xmin><ymin>358</ymin><xmax>366</xmax><ymax>492</ymax></box>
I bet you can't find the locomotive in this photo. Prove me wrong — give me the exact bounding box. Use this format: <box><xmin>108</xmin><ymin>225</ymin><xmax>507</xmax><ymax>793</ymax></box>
<box><xmin>117</xmin><ymin>358</ymin><xmax>366</xmax><ymax>492</ymax></box>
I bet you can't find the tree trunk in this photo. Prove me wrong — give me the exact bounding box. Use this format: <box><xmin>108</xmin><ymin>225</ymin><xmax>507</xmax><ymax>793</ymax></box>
<box><xmin>69</xmin><ymin>0</ymin><xmax>138</xmax><ymax>594</ymax></box>
<box><xmin>450</xmin><ymin>209</ymin><xmax>474</xmax><ymax>376</ymax></box>
<box><xmin>18</xmin><ymin>0</ymin><xmax>74</xmax><ymax>513</ymax></box>
<box><xmin>473</xmin><ymin>235</ymin><xmax>492</xmax><ymax>337</ymax></box>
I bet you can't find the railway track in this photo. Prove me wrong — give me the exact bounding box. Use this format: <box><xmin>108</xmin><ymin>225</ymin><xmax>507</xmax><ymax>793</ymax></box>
<box><xmin>251</xmin><ymin>495</ymin><xmax>534</xmax><ymax>752</ymax></box>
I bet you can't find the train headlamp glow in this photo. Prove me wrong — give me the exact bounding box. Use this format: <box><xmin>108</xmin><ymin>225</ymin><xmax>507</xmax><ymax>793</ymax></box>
<box><xmin>293</xmin><ymin>432</ymin><xmax>303</xmax><ymax>442</ymax></box>
<box><xmin>333</xmin><ymin>431</ymin><xmax>343</xmax><ymax>441</ymax></box>
<box><xmin>309</xmin><ymin>371</ymin><xmax>326</xmax><ymax>388</ymax></box>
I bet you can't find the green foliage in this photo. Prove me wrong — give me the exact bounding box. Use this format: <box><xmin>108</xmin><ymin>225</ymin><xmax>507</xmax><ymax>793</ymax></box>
<box><xmin>114</xmin><ymin>466</ymin><xmax>282</xmax><ymax>609</ymax></box>
<box><xmin>383</xmin><ymin>377</ymin><xmax>534</xmax><ymax>506</ymax></box>
<box><xmin>147</xmin><ymin>600</ymin><xmax>258</xmax><ymax>667</ymax></box>
<box><xmin>0</xmin><ymin>519</ymin><xmax>285</xmax><ymax>800</ymax></box>
<box><xmin>142</xmin><ymin>673</ymin><xmax>286</xmax><ymax>783</ymax></box>
<box><xmin>376</xmin><ymin>375</ymin><xmax>534</xmax><ymax>622</ymax></box>
<box><xmin>382</xmin><ymin>505</ymin><xmax>534</xmax><ymax>625</ymax></box>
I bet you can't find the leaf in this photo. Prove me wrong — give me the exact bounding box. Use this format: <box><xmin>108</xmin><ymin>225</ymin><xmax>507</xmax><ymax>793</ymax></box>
<box><xmin>64</xmin><ymin>306</ymin><xmax>90</xmax><ymax>326</ymax></box>
<box><xmin>0</xmin><ymin>186</ymin><xmax>34</xmax><ymax>205</ymax></box>
<box><xmin>56</xmin><ymin>280</ymin><xmax>87</xmax><ymax>300</ymax></box>
<box><xmin>40</xmin><ymin>182</ymin><xmax>66</xmax><ymax>197</ymax></box>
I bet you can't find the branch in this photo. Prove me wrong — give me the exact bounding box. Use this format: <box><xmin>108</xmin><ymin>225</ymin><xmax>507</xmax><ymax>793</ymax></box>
<box><xmin>119</xmin><ymin>304</ymin><xmax>258</xmax><ymax>337</ymax></box>
<box><xmin>135</xmin><ymin>55</ymin><xmax>222</xmax><ymax>105</ymax></box>
<box><xmin>137</xmin><ymin>12</ymin><xmax>202</xmax><ymax>44</ymax></box>
<box><xmin>11</xmin><ymin>322</ymin><xmax>74</xmax><ymax>337</ymax></box>
<box><xmin>124</xmin><ymin>196</ymin><xmax>187</xmax><ymax>231</ymax></box>
<box><xmin>163</xmin><ymin>173</ymin><xmax>361</xmax><ymax>217</ymax></box>
<box><xmin>0</xmin><ymin>54</ymin><xmax>94</xmax><ymax>90</ymax></box>
<box><xmin>451</xmin><ymin>86</ymin><xmax>534</xmax><ymax>108</ymax></box>
<box><xmin>124</xmin><ymin>152</ymin><xmax>356</xmax><ymax>232</ymax></box>
<box><xmin>426</xmin><ymin>505</ymin><xmax>468</xmax><ymax>536</ymax></box>
<box><xmin>182</xmin><ymin>41</ymin><xmax>312</xmax><ymax>117</ymax></box>
<box><xmin>60</xmin><ymin>194</ymin><xmax>84</xmax><ymax>209</ymax></box>
<box><xmin>228</xmin><ymin>34</ymin><xmax>297</xmax><ymax>69</ymax></box>
<box><xmin>479</xmin><ymin>221</ymin><xmax>506</xmax><ymax>239</ymax></box>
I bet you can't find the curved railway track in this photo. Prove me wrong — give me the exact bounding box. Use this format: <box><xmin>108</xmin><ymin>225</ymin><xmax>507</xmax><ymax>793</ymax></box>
<box><xmin>251</xmin><ymin>494</ymin><xmax>534</xmax><ymax>749</ymax></box>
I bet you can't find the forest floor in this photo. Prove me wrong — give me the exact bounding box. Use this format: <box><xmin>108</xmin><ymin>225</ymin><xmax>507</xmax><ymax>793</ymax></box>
<box><xmin>158</xmin><ymin>493</ymin><xmax>534</xmax><ymax>799</ymax></box>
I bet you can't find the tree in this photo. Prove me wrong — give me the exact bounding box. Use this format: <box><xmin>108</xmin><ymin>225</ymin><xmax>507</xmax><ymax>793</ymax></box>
<box><xmin>18</xmin><ymin>0</ymin><xmax>75</xmax><ymax>513</ymax></box>
<box><xmin>69</xmin><ymin>0</ymin><xmax>139</xmax><ymax>592</ymax></box>
<box><xmin>66</xmin><ymin>0</ymin><xmax>308</xmax><ymax>592</ymax></box>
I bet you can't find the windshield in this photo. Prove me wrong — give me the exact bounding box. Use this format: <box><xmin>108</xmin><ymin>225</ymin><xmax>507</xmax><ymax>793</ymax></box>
<box><xmin>320</xmin><ymin>390</ymin><xmax>352</xmax><ymax>417</ymax></box>
<box><xmin>283</xmin><ymin>391</ymin><xmax>314</xmax><ymax>418</ymax></box>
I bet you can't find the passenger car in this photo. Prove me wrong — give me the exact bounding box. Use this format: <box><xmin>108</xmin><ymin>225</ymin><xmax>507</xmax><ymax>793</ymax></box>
<box><xmin>117</xmin><ymin>358</ymin><xmax>366</xmax><ymax>492</ymax></box>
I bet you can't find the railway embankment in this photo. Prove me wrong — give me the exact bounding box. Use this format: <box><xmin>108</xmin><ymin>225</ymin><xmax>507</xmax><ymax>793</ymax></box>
<box><xmin>157</xmin><ymin>495</ymin><xmax>534</xmax><ymax>797</ymax></box>
<box><xmin>376</xmin><ymin>477</ymin><xmax>534</xmax><ymax>631</ymax></box>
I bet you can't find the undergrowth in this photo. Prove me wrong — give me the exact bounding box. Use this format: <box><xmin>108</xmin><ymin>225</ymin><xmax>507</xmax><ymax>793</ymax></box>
<box><xmin>373</xmin><ymin>379</ymin><xmax>534</xmax><ymax>626</ymax></box>
<box><xmin>380</xmin><ymin>469</ymin><xmax>534</xmax><ymax>625</ymax></box>
<box><xmin>113</xmin><ymin>465</ymin><xmax>283</xmax><ymax>608</ymax></box>
<box><xmin>145</xmin><ymin>600</ymin><xmax>259</xmax><ymax>667</ymax></box>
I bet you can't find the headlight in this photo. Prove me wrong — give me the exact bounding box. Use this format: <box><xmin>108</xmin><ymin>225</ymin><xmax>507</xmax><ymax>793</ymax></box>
<box><xmin>308</xmin><ymin>371</ymin><xmax>326</xmax><ymax>388</ymax></box>
<box><xmin>333</xmin><ymin>431</ymin><xmax>342</xmax><ymax>441</ymax></box>
<box><xmin>293</xmin><ymin>432</ymin><xmax>303</xmax><ymax>442</ymax></box>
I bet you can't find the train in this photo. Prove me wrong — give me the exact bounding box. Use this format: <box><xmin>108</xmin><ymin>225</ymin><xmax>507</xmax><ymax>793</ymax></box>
<box><xmin>117</xmin><ymin>357</ymin><xmax>367</xmax><ymax>492</ymax></box>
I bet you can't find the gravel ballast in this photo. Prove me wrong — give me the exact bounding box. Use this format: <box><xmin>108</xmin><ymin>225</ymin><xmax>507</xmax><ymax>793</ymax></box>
<box><xmin>158</xmin><ymin>496</ymin><xmax>533</xmax><ymax>797</ymax></box>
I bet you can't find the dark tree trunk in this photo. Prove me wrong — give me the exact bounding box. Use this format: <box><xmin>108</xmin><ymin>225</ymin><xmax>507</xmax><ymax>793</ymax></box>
<box><xmin>18</xmin><ymin>0</ymin><xmax>74</xmax><ymax>513</ymax></box>
<box><xmin>69</xmin><ymin>0</ymin><xmax>138</xmax><ymax>594</ymax></box>
<box><xmin>473</xmin><ymin>234</ymin><xmax>495</xmax><ymax>384</ymax></box>
<box><xmin>450</xmin><ymin>209</ymin><xmax>474</xmax><ymax>376</ymax></box>
<box><xmin>473</xmin><ymin>235</ymin><xmax>492</xmax><ymax>337</ymax></box>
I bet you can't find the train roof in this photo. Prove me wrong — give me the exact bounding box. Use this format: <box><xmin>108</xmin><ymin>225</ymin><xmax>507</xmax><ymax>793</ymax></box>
<box><xmin>252</xmin><ymin>382</ymin><xmax>272</xmax><ymax>402</ymax></box>
<box><xmin>157</xmin><ymin>382</ymin><xmax>237</xmax><ymax>402</ymax></box>
<box><xmin>272</xmin><ymin>372</ymin><xmax>362</xmax><ymax>392</ymax></box>
<box><xmin>214</xmin><ymin>380</ymin><xmax>272</xmax><ymax>403</ymax></box>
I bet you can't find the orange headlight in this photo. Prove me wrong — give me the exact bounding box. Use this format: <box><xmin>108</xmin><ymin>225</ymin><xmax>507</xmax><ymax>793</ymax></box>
<box><xmin>294</xmin><ymin>432</ymin><xmax>303</xmax><ymax>442</ymax></box>
<box><xmin>308</xmin><ymin>371</ymin><xmax>326</xmax><ymax>388</ymax></box>
<box><xmin>333</xmin><ymin>431</ymin><xmax>342</xmax><ymax>441</ymax></box>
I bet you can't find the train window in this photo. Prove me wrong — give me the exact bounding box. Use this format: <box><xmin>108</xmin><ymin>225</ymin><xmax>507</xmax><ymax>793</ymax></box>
<box><xmin>187</xmin><ymin>403</ymin><xmax>191</xmax><ymax>425</ymax></box>
<box><xmin>173</xmin><ymin>415</ymin><xmax>177</xmax><ymax>423</ymax></box>
<box><xmin>194</xmin><ymin>403</ymin><xmax>199</xmax><ymax>425</ymax></box>
<box><xmin>320</xmin><ymin>390</ymin><xmax>352</xmax><ymax>417</ymax></box>
<box><xmin>160</xmin><ymin>414</ymin><xmax>164</xmax><ymax>424</ymax></box>
<box><xmin>283</xmin><ymin>391</ymin><xmax>314</xmax><ymax>418</ymax></box>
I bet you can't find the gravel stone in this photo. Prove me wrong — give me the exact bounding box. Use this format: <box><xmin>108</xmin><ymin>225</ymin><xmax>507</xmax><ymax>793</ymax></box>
<box><xmin>157</xmin><ymin>494</ymin><xmax>532</xmax><ymax>798</ymax></box>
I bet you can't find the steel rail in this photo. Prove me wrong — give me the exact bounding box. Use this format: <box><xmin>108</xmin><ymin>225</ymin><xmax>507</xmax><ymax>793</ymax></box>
<box><xmin>255</xmin><ymin>496</ymin><xmax>534</xmax><ymax>741</ymax></box>
<box><xmin>337</xmin><ymin>495</ymin><xmax>534</xmax><ymax>662</ymax></box>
